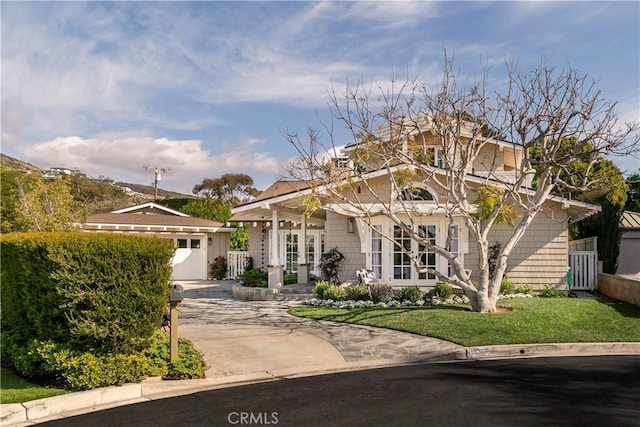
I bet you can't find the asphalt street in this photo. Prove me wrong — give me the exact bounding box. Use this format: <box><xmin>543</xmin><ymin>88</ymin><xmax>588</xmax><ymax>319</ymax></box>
<box><xmin>41</xmin><ymin>355</ymin><xmax>640</xmax><ymax>427</ymax></box>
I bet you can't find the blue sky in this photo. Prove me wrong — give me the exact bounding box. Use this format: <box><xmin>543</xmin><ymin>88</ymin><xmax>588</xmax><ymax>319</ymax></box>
<box><xmin>2</xmin><ymin>1</ymin><xmax>639</xmax><ymax>194</ymax></box>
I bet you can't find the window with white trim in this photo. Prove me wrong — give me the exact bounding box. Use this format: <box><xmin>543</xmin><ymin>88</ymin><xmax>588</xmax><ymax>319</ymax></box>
<box><xmin>393</xmin><ymin>226</ymin><xmax>412</xmax><ymax>280</ymax></box>
<box><xmin>371</xmin><ymin>225</ymin><xmax>383</xmax><ymax>280</ymax></box>
<box><xmin>447</xmin><ymin>225</ymin><xmax>461</xmax><ymax>277</ymax></box>
<box><xmin>418</xmin><ymin>225</ymin><xmax>437</xmax><ymax>280</ymax></box>
<box><xmin>285</xmin><ymin>232</ymin><xmax>298</xmax><ymax>272</ymax></box>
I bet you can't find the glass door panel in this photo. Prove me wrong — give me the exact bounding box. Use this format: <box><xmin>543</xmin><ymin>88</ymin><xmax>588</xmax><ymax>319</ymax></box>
<box><xmin>393</xmin><ymin>226</ymin><xmax>412</xmax><ymax>280</ymax></box>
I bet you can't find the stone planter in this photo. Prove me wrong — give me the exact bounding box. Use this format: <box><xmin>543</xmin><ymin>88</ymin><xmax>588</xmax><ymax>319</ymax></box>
<box><xmin>232</xmin><ymin>285</ymin><xmax>278</xmax><ymax>301</ymax></box>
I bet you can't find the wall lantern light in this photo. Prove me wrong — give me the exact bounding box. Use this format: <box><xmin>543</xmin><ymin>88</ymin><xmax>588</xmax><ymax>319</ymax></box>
<box><xmin>347</xmin><ymin>217</ymin><xmax>355</xmax><ymax>233</ymax></box>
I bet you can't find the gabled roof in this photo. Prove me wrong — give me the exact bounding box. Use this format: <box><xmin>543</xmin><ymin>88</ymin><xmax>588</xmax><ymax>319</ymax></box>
<box><xmin>86</xmin><ymin>212</ymin><xmax>225</xmax><ymax>228</ymax></box>
<box><xmin>231</xmin><ymin>166</ymin><xmax>599</xmax><ymax>224</ymax></box>
<box><xmin>621</xmin><ymin>210</ymin><xmax>640</xmax><ymax>229</ymax></box>
<box><xmin>240</xmin><ymin>180</ymin><xmax>311</xmax><ymax>205</ymax></box>
<box><xmin>83</xmin><ymin>202</ymin><xmax>234</xmax><ymax>233</ymax></box>
<box><xmin>112</xmin><ymin>202</ymin><xmax>189</xmax><ymax>216</ymax></box>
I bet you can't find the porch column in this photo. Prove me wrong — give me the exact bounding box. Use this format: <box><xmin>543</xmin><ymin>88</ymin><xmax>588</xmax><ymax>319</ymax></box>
<box><xmin>297</xmin><ymin>214</ymin><xmax>309</xmax><ymax>284</ymax></box>
<box><xmin>268</xmin><ymin>210</ymin><xmax>283</xmax><ymax>289</ymax></box>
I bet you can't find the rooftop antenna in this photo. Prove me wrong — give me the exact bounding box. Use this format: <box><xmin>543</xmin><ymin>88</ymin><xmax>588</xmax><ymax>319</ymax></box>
<box><xmin>143</xmin><ymin>165</ymin><xmax>171</xmax><ymax>200</ymax></box>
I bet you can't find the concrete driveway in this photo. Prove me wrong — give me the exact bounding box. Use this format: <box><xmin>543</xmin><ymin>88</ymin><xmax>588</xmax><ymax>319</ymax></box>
<box><xmin>175</xmin><ymin>280</ymin><xmax>466</xmax><ymax>377</ymax></box>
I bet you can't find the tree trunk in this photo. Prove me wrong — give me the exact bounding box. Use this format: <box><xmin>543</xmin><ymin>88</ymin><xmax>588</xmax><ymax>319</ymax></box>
<box><xmin>469</xmin><ymin>290</ymin><xmax>498</xmax><ymax>313</ymax></box>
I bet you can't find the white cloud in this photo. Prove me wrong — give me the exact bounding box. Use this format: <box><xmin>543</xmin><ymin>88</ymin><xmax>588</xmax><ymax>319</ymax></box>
<box><xmin>21</xmin><ymin>136</ymin><xmax>282</xmax><ymax>194</ymax></box>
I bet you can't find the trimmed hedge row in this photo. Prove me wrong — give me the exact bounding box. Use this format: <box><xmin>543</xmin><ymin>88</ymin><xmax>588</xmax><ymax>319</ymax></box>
<box><xmin>1</xmin><ymin>232</ymin><xmax>174</xmax><ymax>354</ymax></box>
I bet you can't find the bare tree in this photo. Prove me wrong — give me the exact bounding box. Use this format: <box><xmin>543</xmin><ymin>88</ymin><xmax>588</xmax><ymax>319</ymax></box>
<box><xmin>284</xmin><ymin>55</ymin><xmax>639</xmax><ymax>312</ymax></box>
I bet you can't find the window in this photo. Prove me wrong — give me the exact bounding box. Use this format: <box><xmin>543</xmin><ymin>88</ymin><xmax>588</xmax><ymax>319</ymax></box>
<box><xmin>190</xmin><ymin>239</ymin><xmax>201</xmax><ymax>249</ymax></box>
<box><xmin>393</xmin><ymin>226</ymin><xmax>412</xmax><ymax>280</ymax></box>
<box><xmin>400</xmin><ymin>187</ymin><xmax>435</xmax><ymax>201</ymax></box>
<box><xmin>285</xmin><ymin>232</ymin><xmax>298</xmax><ymax>272</ymax></box>
<box><xmin>418</xmin><ymin>225</ymin><xmax>437</xmax><ymax>280</ymax></box>
<box><xmin>177</xmin><ymin>239</ymin><xmax>187</xmax><ymax>249</ymax></box>
<box><xmin>426</xmin><ymin>147</ymin><xmax>444</xmax><ymax>168</ymax></box>
<box><xmin>447</xmin><ymin>225</ymin><xmax>460</xmax><ymax>277</ymax></box>
<box><xmin>306</xmin><ymin>234</ymin><xmax>314</xmax><ymax>267</ymax></box>
<box><xmin>371</xmin><ymin>225</ymin><xmax>383</xmax><ymax>280</ymax></box>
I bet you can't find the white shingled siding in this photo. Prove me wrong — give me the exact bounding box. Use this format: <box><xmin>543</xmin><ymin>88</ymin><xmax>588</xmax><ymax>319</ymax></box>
<box><xmin>324</xmin><ymin>211</ymin><xmax>365</xmax><ymax>283</ymax></box>
<box><xmin>465</xmin><ymin>206</ymin><xmax>569</xmax><ymax>288</ymax></box>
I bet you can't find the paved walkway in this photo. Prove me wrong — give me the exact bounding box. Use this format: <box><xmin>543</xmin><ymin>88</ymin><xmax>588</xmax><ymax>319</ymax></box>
<box><xmin>179</xmin><ymin>281</ymin><xmax>465</xmax><ymax>375</ymax></box>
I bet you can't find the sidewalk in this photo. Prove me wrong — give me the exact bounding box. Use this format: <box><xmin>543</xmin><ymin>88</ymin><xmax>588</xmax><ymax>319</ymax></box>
<box><xmin>3</xmin><ymin>281</ymin><xmax>639</xmax><ymax>425</ymax></box>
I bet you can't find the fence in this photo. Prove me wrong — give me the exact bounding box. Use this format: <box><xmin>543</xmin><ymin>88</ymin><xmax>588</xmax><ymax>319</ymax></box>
<box><xmin>568</xmin><ymin>236</ymin><xmax>598</xmax><ymax>252</ymax></box>
<box><xmin>569</xmin><ymin>251</ymin><xmax>598</xmax><ymax>290</ymax></box>
<box><xmin>227</xmin><ymin>251</ymin><xmax>250</xmax><ymax>279</ymax></box>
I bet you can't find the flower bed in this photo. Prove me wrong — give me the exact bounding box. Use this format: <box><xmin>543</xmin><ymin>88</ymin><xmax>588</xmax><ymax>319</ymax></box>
<box><xmin>305</xmin><ymin>292</ymin><xmax>532</xmax><ymax>309</ymax></box>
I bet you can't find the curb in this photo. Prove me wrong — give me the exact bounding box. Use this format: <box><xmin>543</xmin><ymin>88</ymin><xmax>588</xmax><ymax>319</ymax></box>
<box><xmin>465</xmin><ymin>342</ymin><xmax>640</xmax><ymax>360</ymax></box>
<box><xmin>2</xmin><ymin>342</ymin><xmax>639</xmax><ymax>425</ymax></box>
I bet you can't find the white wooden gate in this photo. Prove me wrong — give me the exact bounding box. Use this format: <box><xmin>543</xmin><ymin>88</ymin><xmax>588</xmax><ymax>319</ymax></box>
<box><xmin>568</xmin><ymin>251</ymin><xmax>598</xmax><ymax>290</ymax></box>
<box><xmin>227</xmin><ymin>251</ymin><xmax>250</xmax><ymax>279</ymax></box>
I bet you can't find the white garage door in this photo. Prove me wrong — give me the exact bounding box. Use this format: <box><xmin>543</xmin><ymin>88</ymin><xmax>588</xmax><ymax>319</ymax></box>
<box><xmin>171</xmin><ymin>236</ymin><xmax>207</xmax><ymax>280</ymax></box>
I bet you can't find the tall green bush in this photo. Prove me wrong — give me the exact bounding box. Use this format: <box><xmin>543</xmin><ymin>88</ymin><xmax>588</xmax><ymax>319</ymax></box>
<box><xmin>1</xmin><ymin>232</ymin><xmax>174</xmax><ymax>354</ymax></box>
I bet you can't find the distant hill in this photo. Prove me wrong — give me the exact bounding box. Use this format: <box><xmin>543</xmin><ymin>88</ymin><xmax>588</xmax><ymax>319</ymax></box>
<box><xmin>1</xmin><ymin>153</ymin><xmax>193</xmax><ymax>200</ymax></box>
<box><xmin>1</xmin><ymin>154</ymin><xmax>42</xmax><ymax>173</ymax></box>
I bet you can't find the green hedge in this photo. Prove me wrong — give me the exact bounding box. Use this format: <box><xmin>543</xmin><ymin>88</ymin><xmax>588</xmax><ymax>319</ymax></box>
<box><xmin>2</xmin><ymin>330</ymin><xmax>207</xmax><ymax>390</ymax></box>
<box><xmin>1</xmin><ymin>232</ymin><xmax>174</xmax><ymax>354</ymax></box>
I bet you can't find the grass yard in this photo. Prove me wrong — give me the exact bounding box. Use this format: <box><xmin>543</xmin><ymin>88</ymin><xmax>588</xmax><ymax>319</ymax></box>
<box><xmin>0</xmin><ymin>368</ymin><xmax>68</xmax><ymax>404</ymax></box>
<box><xmin>289</xmin><ymin>297</ymin><xmax>640</xmax><ymax>347</ymax></box>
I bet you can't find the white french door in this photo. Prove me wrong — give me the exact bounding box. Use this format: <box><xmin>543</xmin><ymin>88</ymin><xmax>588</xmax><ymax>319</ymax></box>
<box><xmin>392</xmin><ymin>224</ymin><xmax>438</xmax><ymax>285</ymax></box>
<box><xmin>369</xmin><ymin>218</ymin><xmax>466</xmax><ymax>286</ymax></box>
<box><xmin>277</xmin><ymin>230</ymin><xmax>325</xmax><ymax>275</ymax></box>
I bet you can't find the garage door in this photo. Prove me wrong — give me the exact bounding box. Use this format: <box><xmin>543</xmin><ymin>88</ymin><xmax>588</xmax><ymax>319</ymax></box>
<box><xmin>171</xmin><ymin>236</ymin><xmax>207</xmax><ymax>280</ymax></box>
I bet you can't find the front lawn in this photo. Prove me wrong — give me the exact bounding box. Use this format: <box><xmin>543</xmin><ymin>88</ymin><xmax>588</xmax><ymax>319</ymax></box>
<box><xmin>0</xmin><ymin>368</ymin><xmax>68</xmax><ymax>404</ymax></box>
<box><xmin>289</xmin><ymin>297</ymin><xmax>640</xmax><ymax>347</ymax></box>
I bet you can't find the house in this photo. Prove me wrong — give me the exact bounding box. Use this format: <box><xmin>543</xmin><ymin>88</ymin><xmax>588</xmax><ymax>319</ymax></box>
<box><xmin>43</xmin><ymin>167</ymin><xmax>74</xmax><ymax>179</ymax></box>
<box><xmin>618</xmin><ymin>210</ymin><xmax>640</xmax><ymax>276</ymax></box>
<box><xmin>231</xmin><ymin>118</ymin><xmax>599</xmax><ymax>289</ymax></box>
<box><xmin>82</xmin><ymin>202</ymin><xmax>234</xmax><ymax>280</ymax></box>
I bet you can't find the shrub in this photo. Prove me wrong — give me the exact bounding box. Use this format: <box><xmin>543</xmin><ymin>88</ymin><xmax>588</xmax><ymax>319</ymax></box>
<box><xmin>284</xmin><ymin>273</ymin><xmax>297</xmax><ymax>285</ymax></box>
<box><xmin>499</xmin><ymin>277</ymin><xmax>516</xmax><ymax>295</ymax></box>
<box><xmin>369</xmin><ymin>283</ymin><xmax>397</xmax><ymax>303</ymax></box>
<box><xmin>210</xmin><ymin>256</ymin><xmax>227</xmax><ymax>280</ymax></box>
<box><xmin>1</xmin><ymin>232</ymin><xmax>173</xmax><ymax>354</ymax></box>
<box><xmin>165</xmin><ymin>337</ymin><xmax>208</xmax><ymax>380</ymax></box>
<box><xmin>538</xmin><ymin>284</ymin><xmax>567</xmax><ymax>298</ymax></box>
<box><xmin>143</xmin><ymin>330</ymin><xmax>207</xmax><ymax>380</ymax></box>
<box><xmin>323</xmin><ymin>283</ymin><xmax>346</xmax><ymax>301</ymax></box>
<box><xmin>240</xmin><ymin>268</ymin><xmax>267</xmax><ymax>287</ymax></box>
<box><xmin>515</xmin><ymin>284</ymin><xmax>535</xmax><ymax>295</ymax></box>
<box><xmin>433</xmin><ymin>283</ymin><xmax>453</xmax><ymax>300</ymax></box>
<box><xmin>345</xmin><ymin>284</ymin><xmax>371</xmax><ymax>301</ymax></box>
<box><xmin>6</xmin><ymin>330</ymin><xmax>208</xmax><ymax>390</ymax></box>
<box><xmin>397</xmin><ymin>286</ymin><xmax>423</xmax><ymax>303</ymax></box>
<box><xmin>315</xmin><ymin>281</ymin><xmax>332</xmax><ymax>299</ymax></box>
<box><xmin>244</xmin><ymin>256</ymin><xmax>254</xmax><ymax>271</ymax></box>
<box><xmin>318</xmin><ymin>247</ymin><xmax>345</xmax><ymax>283</ymax></box>
<box><xmin>7</xmin><ymin>339</ymin><xmax>150</xmax><ymax>390</ymax></box>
